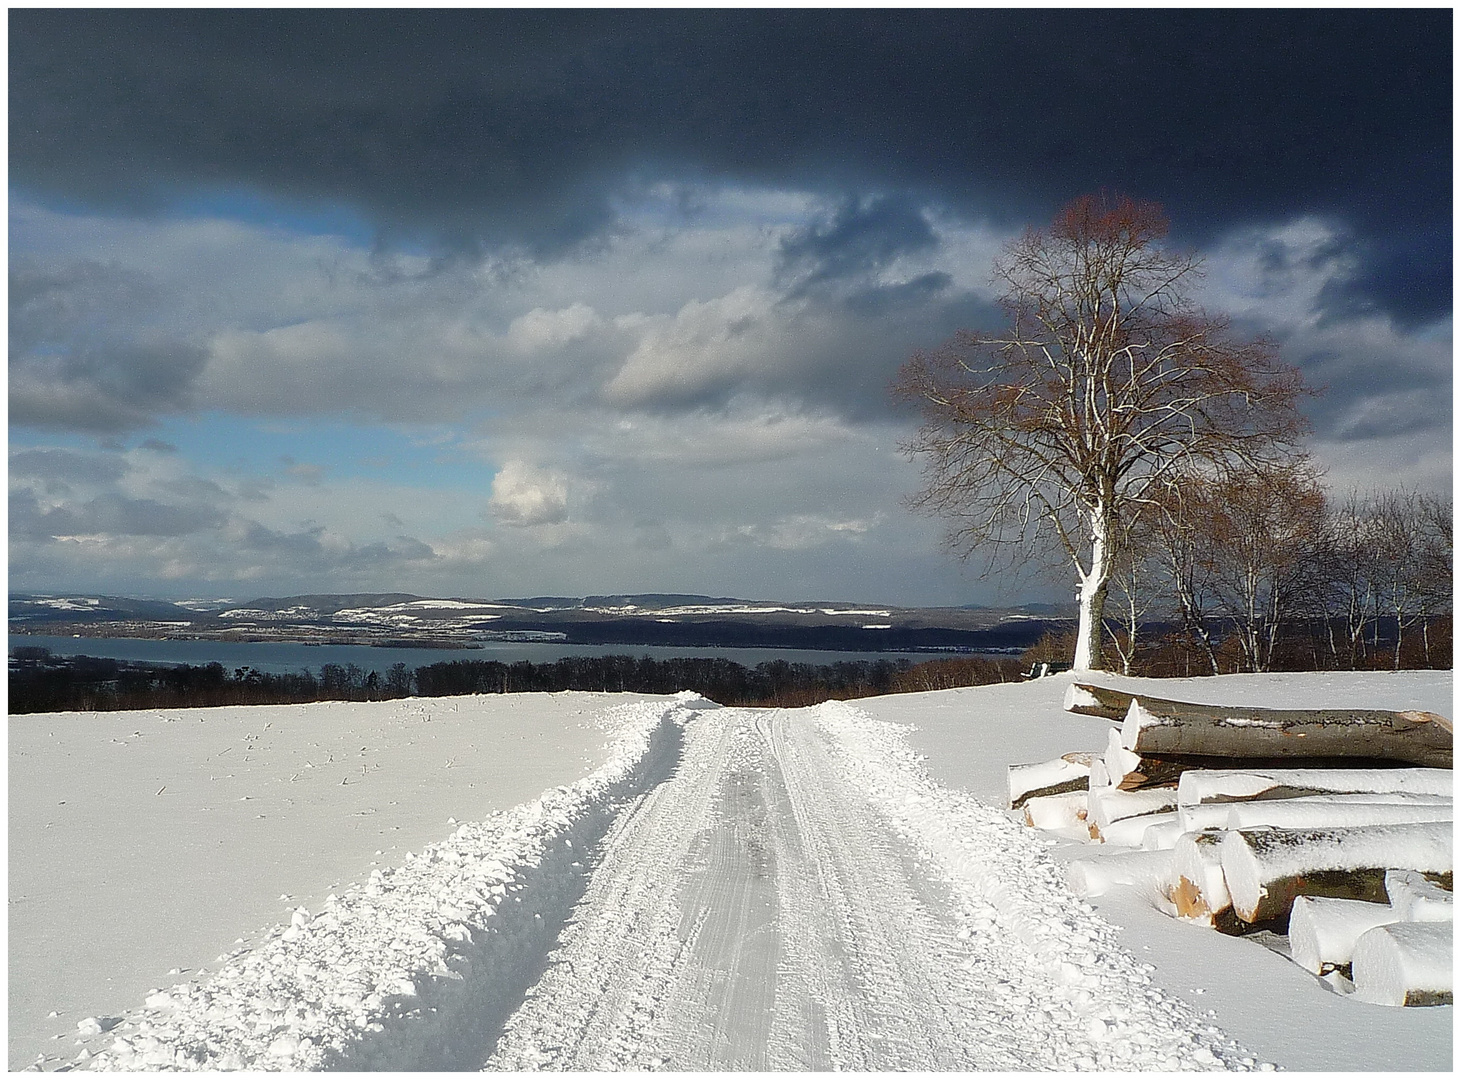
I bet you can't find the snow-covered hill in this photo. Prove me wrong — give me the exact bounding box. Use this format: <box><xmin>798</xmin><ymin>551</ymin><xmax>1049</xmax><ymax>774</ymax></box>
<box><xmin>9</xmin><ymin>671</ymin><xmax>1452</xmax><ymax>1071</ymax></box>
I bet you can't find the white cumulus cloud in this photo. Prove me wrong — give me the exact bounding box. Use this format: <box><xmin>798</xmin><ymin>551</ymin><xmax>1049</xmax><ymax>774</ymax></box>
<box><xmin>488</xmin><ymin>460</ymin><xmax>570</xmax><ymax>527</ymax></box>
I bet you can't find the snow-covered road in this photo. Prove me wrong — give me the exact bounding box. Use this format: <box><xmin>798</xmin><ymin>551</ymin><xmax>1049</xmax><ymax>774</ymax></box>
<box><xmin>70</xmin><ymin>696</ymin><xmax>1265</xmax><ymax>1072</ymax></box>
<box><xmin>488</xmin><ymin>704</ymin><xmax>1258</xmax><ymax>1071</ymax></box>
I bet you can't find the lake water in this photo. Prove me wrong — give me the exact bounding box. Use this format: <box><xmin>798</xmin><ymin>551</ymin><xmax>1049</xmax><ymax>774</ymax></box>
<box><xmin>9</xmin><ymin>634</ymin><xmax>1000</xmax><ymax>677</ymax></box>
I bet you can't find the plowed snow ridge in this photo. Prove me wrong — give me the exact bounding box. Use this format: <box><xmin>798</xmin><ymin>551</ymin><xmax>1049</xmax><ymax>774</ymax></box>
<box><xmin>80</xmin><ymin>696</ymin><xmax>1266</xmax><ymax>1071</ymax></box>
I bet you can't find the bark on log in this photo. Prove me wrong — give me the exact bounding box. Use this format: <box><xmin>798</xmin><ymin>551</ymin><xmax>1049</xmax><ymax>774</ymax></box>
<box><xmin>1122</xmin><ymin>697</ymin><xmax>1452</xmax><ymax>769</ymax></box>
<box><xmin>1064</xmin><ymin>682</ymin><xmax>1134</xmax><ymax>721</ymax></box>
<box><xmin>1352</xmin><ymin>922</ymin><xmax>1453</xmax><ymax>1006</ymax></box>
<box><xmin>1219</xmin><ymin>822</ymin><xmax>1453</xmax><ymax>925</ymax></box>
<box><xmin>1008</xmin><ymin>756</ymin><xmax>1092</xmax><ymax>809</ymax></box>
<box><xmin>1288</xmin><ymin>895</ymin><xmax>1398</xmax><ymax>974</ymax></box>
<box><xmin>1177</xmin><ymin>767</ymin><xmax>1453</xmax><ymax>808</ymax></box>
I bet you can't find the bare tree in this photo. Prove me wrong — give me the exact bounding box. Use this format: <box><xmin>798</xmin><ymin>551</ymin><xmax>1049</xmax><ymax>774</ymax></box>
<box><xmin>895</xmin><ymin>194</ymin><xmax>1309</xmax><ymax>670</ymax></box>
<box><xmin>1201</xmin><ymin>462</ymin><xmax>1328</xmax><ymax>672</ymax></box>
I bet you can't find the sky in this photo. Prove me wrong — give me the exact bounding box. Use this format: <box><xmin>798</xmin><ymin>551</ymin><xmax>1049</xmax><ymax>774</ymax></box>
<box><xmin>8</xmin><ymin>9</ymin><xmax>1453</xmax><ymax>607</ymax></box>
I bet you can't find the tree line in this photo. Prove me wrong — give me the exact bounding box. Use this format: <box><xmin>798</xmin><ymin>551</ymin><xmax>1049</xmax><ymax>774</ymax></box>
<box><xmin>1100</xmin><ymin>480</ymin><xmax>1451</xmax><ymax>676</ymax></box>
<box><xmin>8</xmin><ymin>647</ymin><xmax>1023</xmax><ymax>714</ymax></box>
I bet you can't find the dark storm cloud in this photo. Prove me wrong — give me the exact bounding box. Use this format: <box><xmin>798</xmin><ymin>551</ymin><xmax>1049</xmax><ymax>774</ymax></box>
<box><xmin>10</xmin><ymin>260</ymin><xmax>208</xmax><ymax>431</ymax></box>
<box><xmin>11</xmin><ymin>9</ymin><xmax>1449</xmax><ymax>323</ymax></box>
<box><xmin>11</xmin><ymin>490</ymin><xmax>225</xmax><ymax>539</ymax></box>
<box><xmin>777</xmin><ymin>197</ymin><xmax>939</xmax><ymax>297</ymax></box>
<box><xmin>9</xmin><ymin>447</ymin><xmax>130</xmax><ymax>485</ymax></box>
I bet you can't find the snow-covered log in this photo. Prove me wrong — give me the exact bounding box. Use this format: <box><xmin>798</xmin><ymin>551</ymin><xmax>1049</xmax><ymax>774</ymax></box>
<box><xmin>1066</xmin><ymin>848</ymin><xmax>1174</xmax><ymax>901</ymax></box>
<box><xmin>1098</xmin><ymin>811</ymin><xmax>1179</xmax><ymax>848</ymax></box>
<box><xmin>1088</xmin><ymin>787</ymin><xmax>1178</xmax><ymax>832</ymax></box>
<box><xmin>1179</xmin><ymin>791</ymin><xmax>1452</xmax><ymax>833</ymax></box>
<box><xmin>1351</xmin><ymin>922</ymin><xmax>1453</xmax><ymax>1006</ymax></box>
<box><xmin>1385</xmin><ymin>870</ymin><xmax>1454</xmax><ymax>923</ymax></box>
<box><xmin>1140</xmin><ymin>817</ymin><xmax>1187</xmax><ymax>851</ymax></box>
<box><xmin>1176</xmin><ymin>767</ymin><xmax>1452</xmax><ymax>808</ymax></box>
<box><xmin>1063</xmin><ymin>682</ymin><xmax>1134</xmax><ymax>721</ymax></box>
<box><xmin>1168</xmin><ymin>830</ymin><xmax>1234</xmax><ymax>928</ymax></box>
<box><xmin>1022</xmin><ymin>791</ymin><xmax>1089</xmax><ymax>830</ymax></box>
<box><xmin>1008</xmin><ymin>755</ymin><xmax>1092</xmax><ymax>809</ymax></box>
<box><xmin>1288</xmin><ymin>896</ymin><xmax>1398</xmax><ymax>974</ymax></box>
<box><xmin>1219</xmin><ymin>822</ymin><xmax>1453</xmax><ymax>925</ymax></box>
<box><xmin>1222</xmin><ymin>798</ymin><xmax>1452</xmax><ymax>832</ymax></box>
<box><xmin>1121</xmin><ymin>697</ymin><xmax>1452</xmax><ymax>769</ymax></box>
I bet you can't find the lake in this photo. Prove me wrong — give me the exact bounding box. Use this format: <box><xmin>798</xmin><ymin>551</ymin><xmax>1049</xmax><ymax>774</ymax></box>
<box><xmin>9</xmin><ymin>634</ymin><xmax>1002</xmax><ymax>677</ymax></box>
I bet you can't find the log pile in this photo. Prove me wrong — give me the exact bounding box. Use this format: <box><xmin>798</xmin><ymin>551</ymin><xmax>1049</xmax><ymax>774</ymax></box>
<box><xmin>1014</xmin><ymin>683</ymin><xmax>1453</xmax><ymax>1006</ymax></box>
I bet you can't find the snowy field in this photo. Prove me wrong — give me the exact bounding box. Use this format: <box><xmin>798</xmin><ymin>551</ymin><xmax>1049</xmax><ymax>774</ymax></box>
<box><xmin>9</xmin><ymin>671</ymin><xmax>1453</xmax><ymax>1070</ymax></box>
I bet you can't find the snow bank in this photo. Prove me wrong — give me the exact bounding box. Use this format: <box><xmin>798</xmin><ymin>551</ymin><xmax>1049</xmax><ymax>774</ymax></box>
<box><xmin>77</xmin><ymin>695</ymin><xmax>707</xmax><ymax>1071</ymax></box>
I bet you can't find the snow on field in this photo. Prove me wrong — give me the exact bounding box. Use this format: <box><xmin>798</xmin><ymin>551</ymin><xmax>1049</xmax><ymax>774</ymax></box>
<box><xmin>9</xmin><ymin>669</ymin><xmax>1454</xmax><ymax>1071</ymax></box>
<box><xmin>8</xmin><ymin>691</ymin><xmax>674</xmax><ymax>1070</ymax></box>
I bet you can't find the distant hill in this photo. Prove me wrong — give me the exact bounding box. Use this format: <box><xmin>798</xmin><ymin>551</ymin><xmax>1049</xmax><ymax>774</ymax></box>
<box><xmin>10</xmin><ymin>591</ymin><xmax>1073</xmax><ymax>654</ymax></box>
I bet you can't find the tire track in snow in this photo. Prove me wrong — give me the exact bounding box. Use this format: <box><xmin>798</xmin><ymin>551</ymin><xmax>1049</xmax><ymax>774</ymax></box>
<box><xmin>486</xmin><ymin>704</ymin><xmax>1265</xmax><ymax>1072</ymax></box>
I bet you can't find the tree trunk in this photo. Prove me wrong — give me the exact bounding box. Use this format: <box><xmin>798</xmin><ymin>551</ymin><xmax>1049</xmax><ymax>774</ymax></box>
<box><xmin>1219</xmin><ymin>822</ymin><xmax>1453</xmax><ymax>924</ymax></box>
<box><xmin>1072</xmin><ymin>508</ymin><xmax>1113</xmax><ymax>671</ymax></box>
<box><xmin>1123</xmin><ymin>696</ymin><xmax>1453</xmax><ymax>768</ymax></box>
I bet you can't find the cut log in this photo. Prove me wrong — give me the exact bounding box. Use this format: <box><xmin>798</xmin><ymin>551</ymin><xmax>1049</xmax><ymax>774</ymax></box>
<box><xmin>1179</xmin><ymin>791</ymin><xmax>1453</xmax><ymax>834</ymax></box>
<box><xmin>1064</xmin><ymin>682</ymin><xmax>1134</xmax><ymax>721</ymax></box>
<box><xmin>1222</xmin><ymin>799</ymin><xmax>1452</xmax><ymax>832</ymax></box>
<box><xmin>1140</xmin><ymin>817</ymin><xmax>1188</xmax><ymax>851</ymax></box>
<box><xmin>1351</xmin><ymin>922</ymin><xmax>1453</xmax><ymax>1006</ymax></box>
<box><xmin>1385</xmin><ymin>869</ymin><xmax>1454</xmax><ymax>923</ymax></box>
<box><xmin>1066</xmin><ymin>848</ymin><xmax>1175</xmax><ymax>905</ymax></box>
<box><xmin>1168</xmin><ymin>829</ymin><xmax>1234</xmax><ymax>928</ymax></box>
<box><xmin>1098</xmin><ymin>810</ymin><xmax>1179</xmax><ymax>848</ymax></box>
<box><xmin>1089</xmin><ymin>787</ymin><xmax>1179</xmax><ymax>832</ymax></box>
<box><xmin>1219</xmin><ymin>821</ymin><xmax>1454</xmax><ymax>925</ymax></box>
<box><xmin>1122</xmin><ymin>697</ymin><xmax>1452</xmax><ymax>769</ymax></box>
<box><xmin>1023</xmin><ymin>791</ymin><xmax>1089</xmax><ymax>831</ymax></box>
<box><xmin>1176</xmin><ymin>767</ymin><xmax>1453</xmax><ymax>808</ymax></box>
<box><xmin>1112</xmin><ymin>753</ymin><xmax>1427</xmax><ymax>793</ymax></box>
<box><xmin>1288</xmin><ymin>895</ymin><xmax>1399</xmax><ymax>974</ymax></box>
<box><xmin>1008</xmin><ymin>756</ymin><xmax>1092</xmax><ymax>810</ymax></box>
